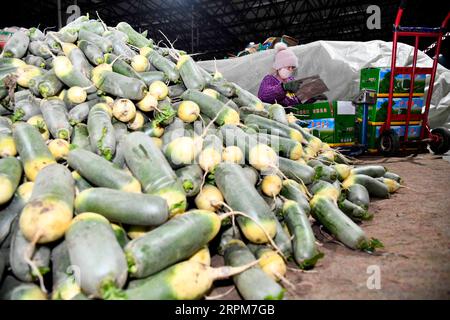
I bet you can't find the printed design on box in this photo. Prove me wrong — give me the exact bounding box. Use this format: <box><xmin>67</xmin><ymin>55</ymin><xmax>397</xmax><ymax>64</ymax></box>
<box><xmin>360</xmin><ymin>68</ymin><xmax>426</xmax><ymax>94</ymax></box>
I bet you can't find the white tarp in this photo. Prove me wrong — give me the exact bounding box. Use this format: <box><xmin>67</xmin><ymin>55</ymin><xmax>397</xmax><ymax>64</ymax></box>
<box><xmin>198</xmin><ymin>40</ymin><xmax>450</xmax><ymax>129</ymax></box>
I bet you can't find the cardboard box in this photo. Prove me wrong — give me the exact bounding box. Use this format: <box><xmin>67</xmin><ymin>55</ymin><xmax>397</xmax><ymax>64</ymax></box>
<box><xmin>360</xmin><ymin>67</ymin><xmax>426</xmax><ymax>94</ymax></box>
<box><xmin>296</xmin><ymin>101</ymin><xmax>356</xmax><ymax>145</ymax></box>
<box><xmin>355</xmin><ymin>97</ymin><xmax>424</xmax><ymax>122</ymax></box>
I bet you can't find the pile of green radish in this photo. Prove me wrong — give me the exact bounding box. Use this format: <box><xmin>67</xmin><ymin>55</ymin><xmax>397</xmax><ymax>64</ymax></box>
<box><xmin>0</xmin><ymin>15</ymin><xmax>403</xmax><ymax>300</ymax></box>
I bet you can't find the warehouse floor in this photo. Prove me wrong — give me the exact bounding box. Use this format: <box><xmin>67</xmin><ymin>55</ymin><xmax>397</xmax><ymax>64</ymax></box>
<box><xmin>209</xmin><ymin>153</ymin><xmax>450</xmax><ymax>300</ymax></box>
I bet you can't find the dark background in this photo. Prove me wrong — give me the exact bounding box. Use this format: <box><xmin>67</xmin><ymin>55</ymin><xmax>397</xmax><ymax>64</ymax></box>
<box><xmin>1</xmin><ymin>0</ymin><xmax>449</xmax><ymax>62</ymax></box>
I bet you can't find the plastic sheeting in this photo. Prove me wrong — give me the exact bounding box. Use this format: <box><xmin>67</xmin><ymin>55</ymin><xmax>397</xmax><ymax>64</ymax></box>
<box><xmin>198</xmin><ymin>40</ymin><xmax>450</xmax><ymax>129</ymax></box>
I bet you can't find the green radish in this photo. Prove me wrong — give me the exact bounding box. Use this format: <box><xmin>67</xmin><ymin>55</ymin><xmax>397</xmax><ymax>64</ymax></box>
<box><xmin>80</xmin><ymin>20</ymin><xmax>105</xmax><ymax>35</ymax></box>
<box><xmin>20</xmin><ymin>163</ymin><xmax>74</xmax><ymax>244</ymax></box>
<box><xmin>314</xmin><ymin>164</ymin><xmax>337</xmax><ymax>183</ymax></box>
<box><xmin>51</xmin><ymin>241</ymin><xmax>81</xmax><ymax>300</ymax></box>
<box><xmin>37</xmin><ymin>69</ymin><xmax>64</xmax><ymax>98</ymax></box>
<box><xmin>45</xmin><ymin>34</ymin><xmax>62</xmax><ymax>54</ymax></box>
<box><xmin>56</xmin><ymin>39</ymin><xmax>93</xmax><ymax>79</ymax></box>
<box><xmin>124</xmin><ymin>259</ymin><xmax>257</xmax><ymax>300</ymax></box>
<box><xmin>342</xmin><ymin>174</ymin><xmax>389</xmax><ymax>198</ymax></box>
<box><xmin>197</xmin><ymin>134</ymin><xmax>222</xmax><ymax>173</ymax></box>
<box><xmin>40</xmin><ymin>98</ymin><xmax>72</xmax><ymax>140</ymax></box>
<box><xmin>220</xmin><ymin>124</ymin><xmax>278</xmax><ymax>172</ymax></box>
<box><xmin>223</xmin><ymin>239</ymin><xmax>284</xmax><ymax>300</ymax></box>
<box><xmin>13</xmin><ymin>122</ymin><xmax>55</xmax><ymax>181</ymax></box>
<box><xmin>113</xmin><ymin>99</ymin><xmax>136</xmax><ymax>122</ymax></box>
<box><xmin>215</xmin><ymin>163</ymin><xmax>277</xmax><ymax>244</ymax></box>
<box><xmin>310</xmin><ymin>180</ymin><xmax>341</xmax><ymax>201</ymax></box>
<box><xmin>28</xmin><ymin>28</ymin><xmax>45</xmax><ymax>41</ymax></box>
<box><xmin>245</xmin><ymin>114</ymin><xmax>304</xmax><ymax>143</ymax></box>
<box><xmin>72</xmin><ymin>171</ymin><xmax>93</xmax><ymax>193</ymax></box>
<box><xmin>7</xmin><ymin>283</ymin><xmax>47</xmax><ymax>300</ymax></box>
<box><xmin>78</xmin><ymin>29</ymin><xmax>112</xmax><ymax>53</ymax></box>
<box><xmin>28</xmin><ymin>41</ymin><xmax>52</xmax><ymax>59</ymax></box>
<box><xmin>116</xmin><ymin>22</ymin><xmax>153</xmax><ymax>48</ymax></box>
<box><xmin>0</xmin><ymin>117</ymin><xmax>17</xmax><ymax>157</ymax></box>
<box><xmin>0</xmin><ymin>117</ymin><xmax>16</xmax><ymax>157</ymax></box>
<box><xmin>87</xmin><ymin>103</ymin><xmax>116</xmax><ymax>160</ymax></box>
<box><xmin>2</xmin><ymin>31</ymin><xmax>29</xmax><ymax>58</ymax></box>
<box><xmin>24</xmin><ymin>55</ymin><xmax>46</xmax><ymax>69</ymax></box>
<box><xmin>10</xmin><ymin>225</ymin><xmax>51</xmax><ymax>282</ymax></box>
<box><xmin>268</xmin><ymin>104</ymin><xmax>288</xmax><ymax>124</ymax></box>
<box><xmin>194</xmin><ymin>184</ymin><xmax>224</xmax><ymax>212</ymax></box>
<box><xmin>176</xmin><ymin>164</ymin><xmax>203</xmax><ymax>197</ymax></box>
<box><xmin>283</xmin><ymin>200</ymin><xmax>323</xmax><ymax>269</ymax></box>
<box><xmin>92</xmin><ymin>68</ymin><xmax>147</xmax><ymax>101</ymax></box>
<box><xmin>332</xmin><ymin>163</ymin><xmax>352</xmax><ymax>181</ymax></box>
<box><xmin>176</xmin><ymin>55</ymin><xmax>205</xmax><ymax>91</ymax></box>
<box><xmin>383</xmin><ymin>171</ymin><xmax>402</xmax><ymax>183</ymax></box>
<box><xmin>12</xmin><ymin>95</ymin><xmax>41</xmax><ymax>122</ymax></box>
<box><xmin>0</xmin><ymin>157</ymin><xmax>22</xmax><ymax>205</ymax></box>
<box><xmin>208</xmin><ymin>78</ymin><xmax>236</xmax><ymax>97</ymax></box>
<box><xmin>261</xmin><ymin>174</ymin><xmax>282</xmax><ymax>197</ymax></box>
<box><xmin>256</xmin><ymin>133</ymin><xmax>303</xmax><ymax>160</ymax></box>
<box><xmin>53</xmin><ymin>56</ymin><xmax>95</xmax><ymax>93</ymax></box>
<box><xmin>222</xmin><ymin>145</ymin><xmax>244</xmax><ymax>164</ymax></box>
<box><xmin>278</xmin><ymin>157</ymin><xmax>315</xmax><ymax>185</ymax></box>
<box><xmin>111</xmin><ymin>223</ymin><xmax>130</xmax><ymax>248</ymax></box>
<box><xmin>131</xmin><ymin>55</ymin><xmax>150</xmax><ymax>72</ymax></box>
<box><xmin>103</xmin><ymin>31</ymin><xmax>136</xmax><ymax>60</ymax></box>
<box><xmin>181</xmin><ymin>89</ymin><xmax>240</xmax><ymax>125</ymax></box>
<box><xmin>310</xmin><ymin>191</ymin><xmax>382</xmax><ymax>252</ymax></box>
<box><xmin>75</xmin><ymin>187</ymin><xmax>169</xmax><ymax>226</ymax></box>
<box><xmin>59</xmin><ymin>15</ymin><xmax>89</xmax><ymax>34</ymax></box>
<box><xmin>280</xmin><ymin>179</ymin><xmax>311</xmax><ymax>215</ymax></box>
<box><xmin>217</xmin><ymin>93</ymin><xmax>240</xmax><ymax>111</ymax></box>
<box><xmin>168</xmin><ymin>83</ymin><xmax>187</xmax><ymax>98</ymax></box>
<box><xmin>232</xmin><ymin>83</ymin><xmax>265</xmax><ymax>111</ymax></box>
<box><xmin>65</xmin><ymin>213</ymin><xmax>127</xmax><ymax>299</ymax></box>
<box><xmin>68</xmin><ymin>100</ymin><xmax>97</xmax><ymax>125</ymax></box>
<box><xmin>67</xmin><ymin>148</ymin><xmax>141</xmax><ymax>193</ymax></box>
<box><xmin>70</xmin><ymin>123</ymin><xmax>91</xmax><ymax>150</ymax></box>
<box><xmin>15</xmin><ymin>65</ymin><xmax>45</xmax><ymax>88</ymax></box>
<box><xmin>242</xmin><ymin>165</ymin><xmax>260</xmax><ymax>185</ymax></box>
<box><xmin>189</xmin><ymin>245</ymin><xmax>211</xmax><ymax>266</ymax></box>
<box><xmin>346</xmin><ymin>184</ymin><xmax>370</xmax><ymax>210</ymax></box>
<box><xmin>125</xmin><ymin>209</ymin><xmax>221</xmax><ymax>279</ymax></box>
<box><xmin>0</xmin><ymin>182</ymin><xmax>33</xmax><ymax>244</ymax></box>
<box><xmin>376</xmin><ymin>177</ymin><xmax>401</xmax><ymax>193</ymax></box>
<box><xmin>351</xmin><ymin>165</ymin><xmax>386</xmax><ymax>178</ymax></box>
<box><xmin>149</xmin><ymin>81</ymin><xmax>169</xmax><ymax>101</ymax></box>
<box><xmin>338</xmin><ymin>199</ymin><xmax>373</xmax><ymax>221</ymax></box>
<box><xmin>142</xmin><ymin>120</ymin><xmax>164</xmax><ymax>138</ymax></box>
<box><xmin>272</xmin><ymin>218</ymin><xmax>293</xmax><ymax>258</ymax></box>
<box><xmin>67</xmin><ymin>86</ymin><xmax>87</xmax><ymax>104</ymax></box>
<box><xmin>53</xmin><ymin>31</ymin><xmax>78</xmax><ymax>43</ymax></box>
<box><xmin>177</xmin><ymin>100</ymin><xmax>200</xmax><ymax>123</ymax></box>
<box><xmin>246</xmin><ymin>244</ymin><xmax>287</xmax><ymax>282</ymax></box>
<box><xmin>47</xmin><ymin>139</ymin><xmax>70</xmax><ymax>161</ymax></box>
<box><xmin>123</xmin><ymin>132</ymin><xmax>187</xmax><ymax>216</ymax></box>
<box><xmin>104</xmin><ymin>53</ymin><xmax>143</xmax><ymax>80</ymax></box>
<box><xmin>138</xmin><ymin>71</ymin><xmax>167</xmax><ymax>86</ymax></box>
<box><xmin>140</xmin><ymin>47</ymin><xmax>179</xmax><ymax>83</ymax></box>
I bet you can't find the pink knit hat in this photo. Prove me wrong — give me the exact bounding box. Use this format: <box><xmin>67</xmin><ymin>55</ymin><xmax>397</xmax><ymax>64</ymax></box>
<box><xmin>272</xmin><ymin>42</ymin><xmax>298</xmax><ymax>70</ymax></box>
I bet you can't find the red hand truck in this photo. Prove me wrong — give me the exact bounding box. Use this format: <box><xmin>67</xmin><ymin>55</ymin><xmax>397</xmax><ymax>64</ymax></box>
<box><xmin>378</xmin><ymin>0</ymin><xmax>450</xmax><ymax>155</ymax></box>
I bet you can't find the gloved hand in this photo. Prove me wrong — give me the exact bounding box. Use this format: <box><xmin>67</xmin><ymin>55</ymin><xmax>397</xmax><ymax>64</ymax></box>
<box><xmin>282</xmin><ymin>79</ymin><xmax>302</xmax><ymax>92</ymax></box>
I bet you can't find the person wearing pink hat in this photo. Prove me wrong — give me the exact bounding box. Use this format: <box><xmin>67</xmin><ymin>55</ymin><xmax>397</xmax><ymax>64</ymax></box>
<box><xmin>257</xmin><ymin>42</ymin><xmax>301</xmax><ymax>107</ymax></box>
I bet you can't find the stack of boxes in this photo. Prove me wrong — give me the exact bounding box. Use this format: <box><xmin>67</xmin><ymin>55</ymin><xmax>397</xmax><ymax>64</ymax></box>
<box><xmin>358</xmin><ymin>67</ymin><xmax>426</xmax><ymax>152</ymax></box>
<box><xmin>294</xmin><ymin>101</ymin><xmax>356</xmax><ymax>147</ymax></box>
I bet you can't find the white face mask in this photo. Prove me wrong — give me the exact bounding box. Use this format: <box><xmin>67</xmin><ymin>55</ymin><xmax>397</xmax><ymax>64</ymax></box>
<box><xmin>278</xmin><ymin>68</ymin><xmax>292</xmax><ymax>80</ymax></box>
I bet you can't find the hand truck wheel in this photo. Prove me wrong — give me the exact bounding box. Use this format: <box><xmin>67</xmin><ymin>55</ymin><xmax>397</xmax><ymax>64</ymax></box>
<box><xmin>378</xmin><ymin>129</ymin><xmax>400</xmax><ymax>156</ymax></box>
<box><xmin>429</xmin><ymin>127</ymin><xmax>450</xmax><ymax>154</ymax></box>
